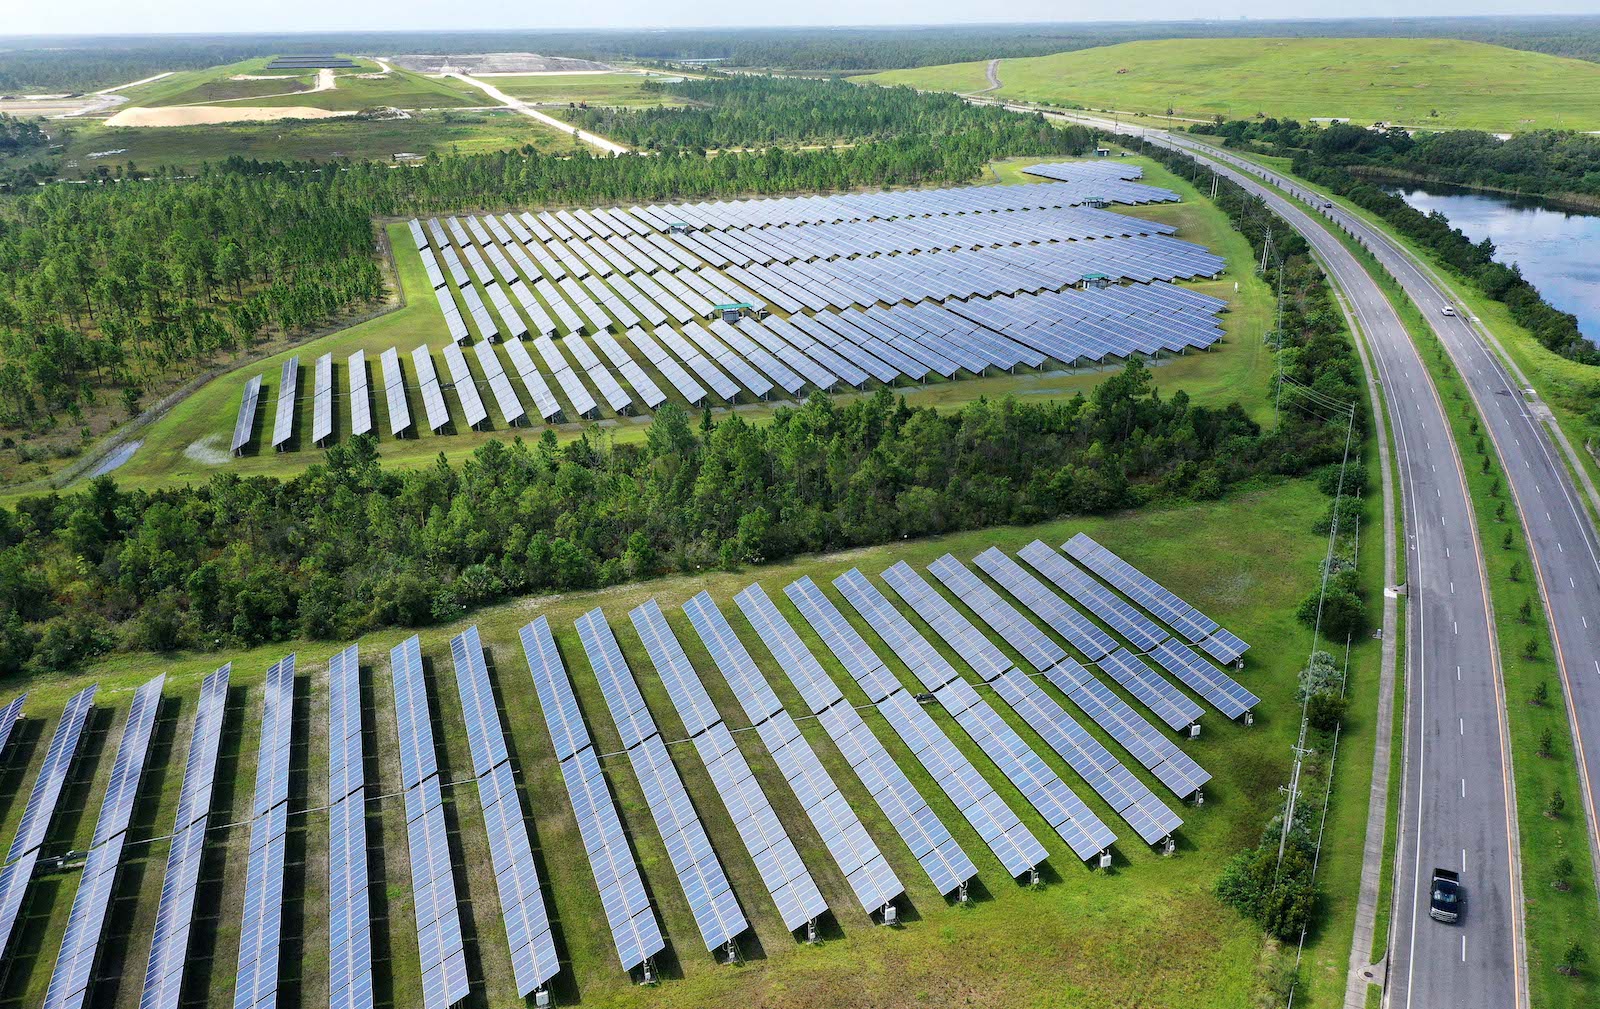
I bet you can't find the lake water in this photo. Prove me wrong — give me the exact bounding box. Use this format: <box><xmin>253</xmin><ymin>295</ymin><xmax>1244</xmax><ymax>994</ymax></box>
<box><xmin>1386</xmin><ymin>184</ymin><xmax>1600</xmax><ymax>344</ymax></box>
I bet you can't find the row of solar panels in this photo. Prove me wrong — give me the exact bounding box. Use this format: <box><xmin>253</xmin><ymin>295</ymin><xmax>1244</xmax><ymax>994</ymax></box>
<box><xmin>0</xmin><ymin>531</ymin><xmax>1246</xmax><ymax>1006</ymax></box>
<box><xmin>666</xmin><ymin>203</ymin><xmax>1177</xmax><ymax>271</ymax></box>
<box><xmin>406</xmin><ymin>180</ymin><xmax>1179</xmax><ymax>267</ymax></box>
<box><xmin>620</xmin><ymin>176</ymin><xmax>1180</xmax><ymax>235</ymax></box>
<box><xmin>242</xmin><ymin>283</ymin><xmax>1225</xmax><ymax>452</ymax></box>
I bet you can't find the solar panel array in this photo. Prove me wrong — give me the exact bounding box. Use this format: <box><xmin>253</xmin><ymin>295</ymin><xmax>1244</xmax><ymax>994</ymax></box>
<box><xmin>348</xmin><ymin>350</ymin><xmax>372</xmax><ymax>438</ymax></box>
<box><xmin>327</xmin><ymin>645</ymin><xmax>373</xmax><ymax>1009</ymax></box>
<box><xmin>259</xmin><ymin>169</ymin><xmax>1237</xmax><ymax>456</ymax></box>
<box><xmin>0</xmin><ymin>683</ymin><xmax>97</xmax><ymax>963</ymax></box>
<box><xmin>234</xmin><ymin>654</ymin><xmax>295</xmax><ymax>1009</ymax></box>
<box><xmin>233</xmin><ymin>375</ymin><xmax>263</xmax><ymax>455</ymax></box>
<box><xmin>390</xmin><ymin>636</ymin><xmax>470</xmax><ymax>1009</ymax></box>
<box><xmin>683</xmin><ymin>591</ymin><xmax>903</xmax><ymax>916</ymax></box>
<box><xmin>628</xmin><ymin>599</ymin><xmax>828</xmax><ymax>932</ymax></box>
<box><xmin>440</xmin><ymin>342</ymin><xmax>487</xmax><ymax>429</ymax></box>
<box><xmin>575</xmin><ymin>608</ymin><xmax>746</xmax><ymax>952</ymax></box>
<box><xmin>864</xmin><ymin>565</ymin><xmax>1116</xmax><ymax>862</ymax></box>
<box><xmin>448</xmin><ymin>627</ymin><xmax>560</xmax><ymax>994</ymax></box>
<box><xmin>522</xmin><ymin>616</ymin><xmax>664</xmax><ymax>973</ymax></box>
<box><xmin>1064</xmin><ymin>533</ymin><xmax>1250</xmax><ymax>664</ymax></box>
<box><xmin>271</xmin><ymin>357</ymin><xmax>298</xmax><ymax>451</ymax></box>
<box><xmin>411</xmin><ymin>346</ymin><xmax>451</xmax><ymax>433</ymax></box>
<box><xmin>784</xmin><ymin>576</ymin><xmax>1048</xmax><ymax>879</ymax></box>
<box><xmin>923</xmin><ymin>555</ymin><xmax>1182</xmax><ymax>844</ymax></box>
<box><xmin>1017</xmin><ymin>541</ymin><xmax>1258</xmax><ymax>719</ymax></box>
<box><xmin>313</xmin><ymin>353</ymin><xmax>335</xmax><ymax>446</ymax></box>
<box><xmin>735</xmin><ymin>584</ymin><xmax>977</xmax><ymax>896</ymax></box>
<box><xmin>140</xmin><ymin>665</ymin><xmax>229</xmax><ymax>1009</ymax></box>
<box><xmin>42</xmin><ymin>674</ymin><xmax>164</xmax><ymax>1009</ymax></box>
<box><xmin>970</xmin><ymin>549</ymin><xmax>1210</xmax><ymax>799</ymax></box>
<box><xmin>471</xmin><ymin>339</ymin><xmax>527</xmax><ymax>427</ymax></box>
<box><xmin>0</xmin><ymin>692</ymin><xmax>25</xmax><ymax>760</ymax></box>
<box><xmin>380</xmin><ymin>348</ymin><xmax>412</xmax><ymax>437</ymax></box>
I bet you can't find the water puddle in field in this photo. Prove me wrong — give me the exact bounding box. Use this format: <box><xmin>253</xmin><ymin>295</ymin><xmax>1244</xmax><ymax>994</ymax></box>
<box><xmin>184</xmin><ymin>433</ymin><xmax>232</xmax><ymax>465</ymax></box>
<box><xmin>89</xmin><ymin>440</ymin><xmax>141</xmax><ymax>476</ymax></box>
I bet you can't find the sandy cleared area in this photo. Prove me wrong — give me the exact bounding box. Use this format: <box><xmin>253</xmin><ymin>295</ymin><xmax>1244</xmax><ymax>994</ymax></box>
<box><xmin>106</xmin><ymin>105</ymin><xmax>357</xmax><ymax>127</ymax></box>
<box><xmin>446</xmin><ymin>72</ymin><xmax>630</xmax><ymax>154</ymax></box>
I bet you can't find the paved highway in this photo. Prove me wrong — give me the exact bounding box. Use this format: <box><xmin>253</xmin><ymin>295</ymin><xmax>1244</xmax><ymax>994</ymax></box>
<box><xmin>1157</xmin><ymin>136</ymin><xmax>1600</xmax><ymax>920</ymax></box>
<box><xmin>1017</xmin><ymin>109</ymin><xmax>1529</xmax><ymax>1008</ymax></box>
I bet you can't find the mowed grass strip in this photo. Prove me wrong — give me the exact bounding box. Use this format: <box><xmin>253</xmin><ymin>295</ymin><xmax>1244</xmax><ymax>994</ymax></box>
<box><xmin>0</xmin><ymin>475</ymin><xmax>1377</xmax><ymax>1009</ymax></box>
<box><xmin>66</xmin><ymin>153</ymin><xmax>1274</xmax><ymax>497</ymax></box>
<box><xmin>491</xmin><ymin>73</ymin><xmax>685</xmax><ymax>108</ymax></box>
<box><xmin>856</xmin><ymin>38</ymin><xmax>1600</xmax><ymax>134</ymax></box>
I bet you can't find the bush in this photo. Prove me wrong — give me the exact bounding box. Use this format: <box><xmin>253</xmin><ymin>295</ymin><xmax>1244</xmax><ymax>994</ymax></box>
<box><xmin>1306</xmin><ymin>692</ymin><xmax>1348</xmax><ymax>733</ymax></box>
<box><xmin>1215</xmin><ymin>843</ymin><xmax>1319</xmax><ymax>940</ymax></box>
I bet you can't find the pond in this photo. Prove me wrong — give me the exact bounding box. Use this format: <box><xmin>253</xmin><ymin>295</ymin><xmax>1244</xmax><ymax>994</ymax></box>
<box><xmin>1387</xmin><ymin>184</ymin><xmax>1600</xmax><ymax>345</ymax></box>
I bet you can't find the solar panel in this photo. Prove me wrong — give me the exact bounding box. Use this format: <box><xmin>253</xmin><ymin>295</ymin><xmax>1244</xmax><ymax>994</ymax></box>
<box><xmin>0</xmin><ymin>682</ymin><xmax>97</xmax><ymax>960</ymax></box>
<box><xmin>389</xmin><ymin>636</ymin><xmax>471</xmax><ymax>1009</ymax></box>
<box><xmin>1149</xmin><ymin>639</ymin><xmax>1259</xmax><ymax>720</ymax></box>
<box><xmin>313</xmin><ymin>353</ymin><xmax>335</xmax><ymax>446</ymax></box>
<box><xmin>43</xmin><ymin>674</ymin><xmax>164</xmax><ymax>1009</ymax></box>
<box><xmin>326</xmin><ymin>645</ymin><xmax>373</xmax><ymax>1009</ymax></box>
<box><xmin>0</xmin><ymin>693</ymin><xmax>25</xmax><ymax>762</ymax></box>
<box><xmin>925</xmin><ymin>552</ymin><xmax>1206</xmax><ymax>804</ymax></box>
<box><xmin>682</xmin><ymin>592</ymin><xmax>902</xmax><ymax>915</ymax></box>
<box><xmin>234</xmin><ymin>655</ymin><xmax>295</xmax><ymax>1009</ymax></box>
<box><xmin>866</xmin><ymin>565</ymin><xmax>1116</xmax><ymax>862</ymax></box>
<box><xmin>348</xmin><ymin>350</ymin><xmax>372</xmax><ymax>438</ymax></box>
<box><xmin>832</xmin><ymin>568</ymin><xmax>959</xmax><ymax>692</ymax></box>
<box><xmin>1095</xmin><ymin>648</ymin><xmax>1204</xmax><ymax>732</ymax></box>
<box><xmin>140</xmin><ymin>665</ymin><xmax>229</xmax><ymax>1009</ymax></box>
<box><xmin>441</xmin><ymin>342</ymin><xmax>488</xmax><ymax>429</ymax></box>
<box><xmin>448</xmin><ymin>627</ymin><xmax>560</xmax><ymax>995</ymax></box>
<box><xmin>972</xmin><ymin>547</ymin><xmax>1117</xmax><ymax>660</ymax></box>
<box><xmin>271</xmin><ymin>356</ymin><xmax>299</xmax><ymax>451</ymax></box>
<box><xmin>520</xmin><ymin>617</ymin><xmax>665</xmax><ymax>973</ymax></box>
<box><xmin>576</xmin><ymin>608</ymin><xmax>747</xmax><ymax>953</ymax></box>
<box><xmin>410</xmin><ymin>346</ymin><xmax>451</xmax><ymax>434</ymax></box>
<box><xmin>1062</xmin><ymin>534</ymin><xmax>1211</xmax><ymax>641</ymax></box>
<box><xmin>628</xmin><ymin>600</ymin><xmax>828</xmax><ymax>932</ymax></box>
<box><xmin>1017</xmin><ymin>541</ymin><xmax>1169</xmax><ymax>652</ymax></box>
<box><xmin>232</xmin><ymin>375</ymin><xmax>263</xmax><ymax>454</ymax></box>
<box><xmin>908</xmin><ymin>553</ymin><xmax>1184</xmax><ymax>837</ymax></box>
<box><xmin>735</xmin><ymin>586</ymin><xmax>977</xmax><ymax>895</ymax></box>
<box><xmin>784</xmin><ymin>576</ymin><xmax>1047</xmax><ymax>879</ymax></box>
<box><xmin>380</xmin><ymin>348</ymin><xmax>412</xmax><ymax>437</ymax></box>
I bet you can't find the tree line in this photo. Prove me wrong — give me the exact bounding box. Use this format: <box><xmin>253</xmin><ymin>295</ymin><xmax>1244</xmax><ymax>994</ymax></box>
<box><xmin>1190</xmin><ymin>119</ymin><xmax>1598</xmax><ymax>365</ymax></box>
<box><xmin>562</xmin><ymin>76</ymin><xmax>1095</xmax><ymax>154</ymax></box>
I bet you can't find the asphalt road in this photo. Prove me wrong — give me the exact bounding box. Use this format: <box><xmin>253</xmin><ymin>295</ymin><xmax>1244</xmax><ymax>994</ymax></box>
<box><xmin>1029</xmin><ymin>112</ymin><xmax>1528</xmax><ymax>1008</ymax></box>
<box><xmin>1196</xmin><ymin>140</ymin><xmax>1600</xmax><ymax>997</ymax></box>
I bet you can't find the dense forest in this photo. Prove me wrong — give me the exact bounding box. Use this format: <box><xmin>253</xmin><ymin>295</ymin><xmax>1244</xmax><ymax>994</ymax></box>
<box><xmin>0</xmin><ymin>114</ymin><xmax>45</xmax><ymax>155</ymax></box>
<box><xmin>0</xmin><ymin>175</ymin><xmax>383</xmax><ymax>429</ymax></box>
<box><xmin>0</xmin><ymin>79</ymin><xmax>1088</xmax><ymax>436</ymax></box>
<box><xmin>1190</xmin><ymin>119</ymin><xmax>1597</xmax><ymax>364</ymax></box>
<box><xmin>6</xmin><ymin>16</ymin><xmax>1600</xmax><ymax>91</ymax></box>
<box><xmin>562</xmin><ymin>76</ymin><xmax>1092</xmax><ymax>151</ymax></box>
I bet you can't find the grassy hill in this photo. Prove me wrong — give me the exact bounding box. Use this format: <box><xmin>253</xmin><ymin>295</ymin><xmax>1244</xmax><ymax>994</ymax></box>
<box><xmin>855</xmin><ymin>38</ymin><xmax>1600</xmax><ymax>133</ymax></box>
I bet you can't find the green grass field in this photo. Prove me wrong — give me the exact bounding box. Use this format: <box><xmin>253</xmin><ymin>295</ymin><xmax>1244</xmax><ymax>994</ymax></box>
<box><xmin>0</xmin><ymin>468</ymin><xmax>1381</xmax><ymax>1009</ymax></box>
<box><xmin>33</xmin><ymin>154</ymin><xmax>1276</xmax><ymax>497</ymax></box>
<box><xmin>489</xmin><ymin>72</ymin><xmax>685</xmax><ymax>107</ymax></box>
<box><xmin>50</xmin><ymin>108</ymin><xmax>579</xmax><ymax>178</ymax></box>
<box><xmin>856</xmin><ymin>38</ymin><xmax>1600</xmax><ymax>133</ymax></box>
<box><xmin>118</xmin><ymin>57</ymin><xmax>479</xmax><ymax>112</ymax></box>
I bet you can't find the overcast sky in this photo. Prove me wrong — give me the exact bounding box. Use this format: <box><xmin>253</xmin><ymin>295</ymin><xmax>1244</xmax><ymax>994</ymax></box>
<box><xmin>6</xmin><ymin>2</ymin><xmax>1596</xmax><ymax>37</ymax></box>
